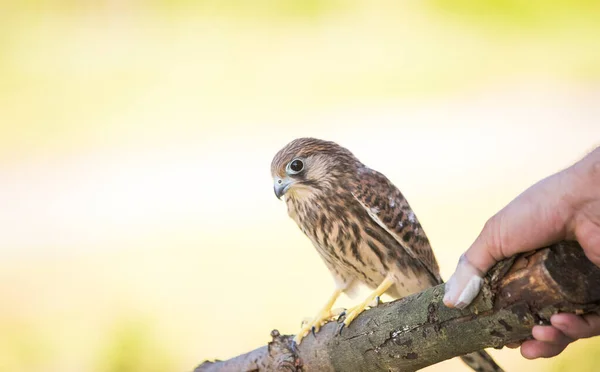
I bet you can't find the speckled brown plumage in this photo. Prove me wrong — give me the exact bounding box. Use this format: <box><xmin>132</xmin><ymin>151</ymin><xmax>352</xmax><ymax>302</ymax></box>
<box><xmin>271</xmin><ymin>138</ymin><xmax>502</xmax><ymax>372</ymax></box>
<box><xmin>271</xmin><ymin>138</ymin><xmax>440</xmax><ymax>297</ymax></box>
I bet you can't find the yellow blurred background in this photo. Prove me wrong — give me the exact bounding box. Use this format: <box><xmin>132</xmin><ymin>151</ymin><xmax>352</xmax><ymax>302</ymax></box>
<box><xmin>1</xmin><ymin>1</ymin><xmax>600</xmax><ymax>371</ymax></box>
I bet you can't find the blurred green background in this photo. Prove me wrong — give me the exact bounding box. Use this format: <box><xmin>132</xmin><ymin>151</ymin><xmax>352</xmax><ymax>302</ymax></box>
<box><xmin>1</xmin><ymin>1</ymin><xmax>599</xmax><ymax>371</ymax></box>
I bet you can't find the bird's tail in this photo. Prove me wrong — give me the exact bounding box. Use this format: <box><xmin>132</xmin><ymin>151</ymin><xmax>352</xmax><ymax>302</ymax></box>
<box><xmin>459</xmin><ymin>350</ymin><xmax>504</xmax><ymax>372</ymax></box>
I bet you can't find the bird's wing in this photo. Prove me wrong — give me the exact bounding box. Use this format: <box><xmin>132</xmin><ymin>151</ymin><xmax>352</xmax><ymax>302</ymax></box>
<box><xmin>352</xmin><ymin>167</ymin><xmax>443</xmax><ymax>284</ymax></box>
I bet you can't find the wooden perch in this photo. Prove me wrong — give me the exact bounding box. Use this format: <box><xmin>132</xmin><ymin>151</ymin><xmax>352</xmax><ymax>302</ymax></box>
<box><xmin>196</xmin><ymin>241</ymin><xmax>600</xmax><ymax>372</ymax></box>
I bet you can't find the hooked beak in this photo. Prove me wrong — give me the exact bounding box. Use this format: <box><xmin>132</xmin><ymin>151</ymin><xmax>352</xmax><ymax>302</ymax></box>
<box><xmin>274</xmin><ymin>177</ymin><xmax>293</xmax><ymax>200</ymax></box>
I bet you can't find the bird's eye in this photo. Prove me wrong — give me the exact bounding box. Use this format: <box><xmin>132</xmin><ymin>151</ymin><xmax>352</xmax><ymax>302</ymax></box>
<box><xmin>287</xmin><ymin>159</ymin><xmax>304</xmax><ymax>174</ymax></box>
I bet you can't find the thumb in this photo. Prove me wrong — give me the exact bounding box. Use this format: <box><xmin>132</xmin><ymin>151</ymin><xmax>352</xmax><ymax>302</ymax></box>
<box><xmin>443</xmin><ymin>253</ymin><xmax>484</xmax><ymax>309</ymax></box>
<box><xmin>443</xmin><ymin>152</ymin><xmax>591</xmax><ymax>309</ymax></box>
<box><xmin>443</xmin><ymin>212</ymin><xmax>513</xmax><ymax>309</ymax></box>
<box><xmin>444</xmin><ymin>178</ymin><xmax>570</xmax><ymax>308</ymax></box>
<box><xmin>443</xmin><ymin>208</ymin><xmax>561</xmax><ymax>309</ymax></box>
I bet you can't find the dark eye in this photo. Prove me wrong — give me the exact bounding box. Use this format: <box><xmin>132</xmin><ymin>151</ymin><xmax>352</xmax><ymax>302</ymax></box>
<box><xmin>288</xmin><ymin>159</ymin><xmax>304</xmax><ymax>174</ymax></box>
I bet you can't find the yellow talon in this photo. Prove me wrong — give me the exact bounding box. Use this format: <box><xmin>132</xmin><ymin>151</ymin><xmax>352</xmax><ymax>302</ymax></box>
<box><xmin>342</xmin><ymin>276</ymin><xmax>394</xmax><ymax>329</ymax></box>
<box><xmin>294</xmin><ymin>289</ymin><xmax>343</xmax><ymax>344</ymax></box>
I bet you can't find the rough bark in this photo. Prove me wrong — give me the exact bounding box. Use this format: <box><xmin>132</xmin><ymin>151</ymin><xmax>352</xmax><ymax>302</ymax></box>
<box><xmin>195</xmin><ymin>241</ymin><xmax>600</xmax><ymax>372</ymax></box>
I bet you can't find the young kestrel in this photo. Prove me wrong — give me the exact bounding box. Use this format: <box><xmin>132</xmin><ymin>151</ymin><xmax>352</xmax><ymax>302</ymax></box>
<box><xmin>271</xmin><ymin>138</ymin><xmax>502</xmax><ymax>372</ymax></box>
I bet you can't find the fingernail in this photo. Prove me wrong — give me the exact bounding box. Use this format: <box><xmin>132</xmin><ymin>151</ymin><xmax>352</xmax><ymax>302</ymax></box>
<box><xmin>455</xmin><ymin>276</ymin><xmax>483</xmax><ymax>309</ymax></box>
<box><xmin>550</xmin><ymin>315</ymin><xmax>567</xmax><ymax>329</ymax></box>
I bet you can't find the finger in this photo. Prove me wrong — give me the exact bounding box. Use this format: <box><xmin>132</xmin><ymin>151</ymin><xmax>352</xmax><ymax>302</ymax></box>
<box><xmin>567</xmin><ymin>147</ymin><xmax>600</xmax><ymax>265</ymax></box>
<box><xmin>520</xmin><ymin>339</ymin><xmax>569</xmax><ymax>359</ymax></box>
<box><xmin>464</xmin><ymin>176</ymin><xmax>571</xmax><ymax>276</ymax></box>
<box><xmin>575</xmin><ymin>215</ymin><xmax>600</xmax><ymax>267</ymax></box>
<box><xmin>519</xmin><ymin>325</ymin><xmax>574</xmax><ymax>359</ymax></box>
<box><xmin>531</xmin><ymin>325</ymin><xmax>573</xmax><ymax>345</ymax></box>
<box><xmin>584</xmin><ymin>247</ymin><xmax>600</xmax><ymax>268</ymax></box>
<box><xmin>445</xmin><ymin>173</ymin><xmax>574</xmax><ymax>310</ymax></box>
<box><xmin>551</xmin><ymin>312</ymin><xmax>600</xmax><ymax>339</ymax></box>
<box><xmin>443</xmin><ymin>254</ymin><xmax>483</xmax><ymax>309</ymax></box>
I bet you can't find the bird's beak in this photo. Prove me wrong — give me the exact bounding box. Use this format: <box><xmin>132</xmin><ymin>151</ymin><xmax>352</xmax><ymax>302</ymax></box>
<box><xmin>274</xmin><ymin>177</ymin><xmax>293</xmax><ymax>200</ymax></box>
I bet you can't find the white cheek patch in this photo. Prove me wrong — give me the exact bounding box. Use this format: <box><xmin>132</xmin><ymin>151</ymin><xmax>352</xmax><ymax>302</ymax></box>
<box><xmin>290</xmin><ymin>186</ymin><xmax>317</xmax><ymax>201</ymax></box>
<box><xmin>304</xmin><ymin>156</ymin><xmax>329</xmax><ymax>181</ymax></box>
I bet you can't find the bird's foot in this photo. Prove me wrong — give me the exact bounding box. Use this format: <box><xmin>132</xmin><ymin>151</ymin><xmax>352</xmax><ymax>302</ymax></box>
<box><xmin>370</xmin><ymin>296</ymin><xmax>381</xmax><ymax>307</ymax></box>
<box><xmin>337</xmin><ymin>300</ymin><xmax>370</xmax><ymax>333</ymax></box>
<box><xmin>337</xmin><ymin>276</ymin><xmax>395</xmax><ymax>334</ymax></box>
<box><xmin>294</xmin><ymin>307</ymin><xmax>345</xmax><ymax>344</ymax></box>
<box><xmin>335</xmin><ymin>296</ymin><xmax>381</xmax><ymax>334</ymax></box>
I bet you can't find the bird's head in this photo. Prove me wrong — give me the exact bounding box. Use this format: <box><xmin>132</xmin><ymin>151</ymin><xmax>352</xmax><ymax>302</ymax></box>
<box><xmin>271</xmin><ymin>138</ymin><xmax>361</xmax><ymax>200</ymax></box>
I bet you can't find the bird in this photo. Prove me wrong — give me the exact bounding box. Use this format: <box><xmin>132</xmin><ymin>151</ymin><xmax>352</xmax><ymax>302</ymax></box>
<box><xmin>271</xmin><ymin>137</ymin><xmax>503</xmax><ymax>372</ymax></box>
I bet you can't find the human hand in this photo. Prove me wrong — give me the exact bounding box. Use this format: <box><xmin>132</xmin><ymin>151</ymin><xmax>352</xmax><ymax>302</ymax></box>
<box><xmin>442</xmin><ymin>146</ymin><xmax>600</xmax><ymax>358</ymax></box>
<box><xmin>516</xmin><ymin>312</ymin><xmax>600</xmax><ymax>359</ymax></box>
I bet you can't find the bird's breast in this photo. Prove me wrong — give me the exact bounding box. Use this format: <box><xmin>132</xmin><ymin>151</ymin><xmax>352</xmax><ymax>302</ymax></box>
<box><xmin>286</xmin><ymin>195</ymin><xmax>389</xmax><ymax>285</ymax></box>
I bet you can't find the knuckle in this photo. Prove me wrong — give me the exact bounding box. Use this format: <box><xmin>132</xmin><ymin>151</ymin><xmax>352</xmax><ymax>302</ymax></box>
<box><xmin>583</xmin><ymin>313</ymin><xmax>600</xmax><ymax>337</ymax></box>
<box><xmin>592</xmin><ymin>159</ymin><xmax>600</xmax><ymax>181</ymax></box>
<box><xmin>578</xmin><ymin>146</ymin><xmax>600</xmax><ymax>192</ymax></box>
<box><xmin>482</xmin><ymin>214</ymin><xmax>498</xmax><ymax>233</ymax></box>
<box><xmin>466</xmin><ymin>213</ymin><xmax>507</xmax><ymax>273</ymax></box>
<box><xmin>577</xmin><ymin>217</ymin><xmax>600</xmax><ymax>266</ymax></box>
<box><xmin>482</xmin><ymin>214</ymin><xmax>506</xmax><ymax>261</ymax></box>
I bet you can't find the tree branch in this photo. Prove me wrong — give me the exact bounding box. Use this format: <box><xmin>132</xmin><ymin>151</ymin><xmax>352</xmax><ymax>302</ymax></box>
<box><xmin>195</xmin><ymin>241</ymin><xmax>600</xmax><ymax>372</ymax></box>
